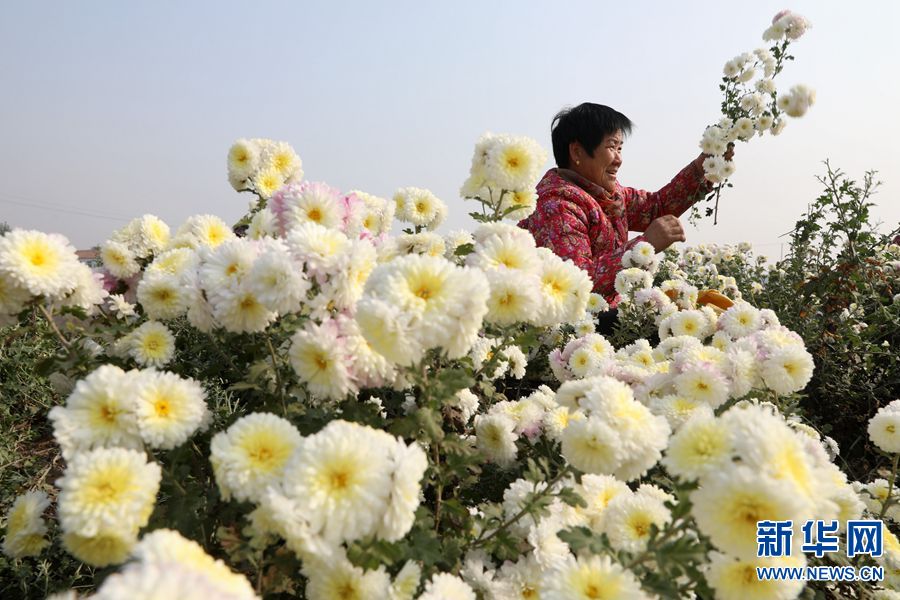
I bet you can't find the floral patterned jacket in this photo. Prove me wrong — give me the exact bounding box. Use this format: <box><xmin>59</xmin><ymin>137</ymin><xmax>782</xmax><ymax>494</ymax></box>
<box><xmin>519</xmin><ymin>157</ymin><xmax>711</xmax><ymax>307</ymax></box>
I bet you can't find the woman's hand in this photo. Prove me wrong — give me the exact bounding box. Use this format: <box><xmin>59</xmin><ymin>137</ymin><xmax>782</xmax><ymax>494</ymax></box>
<box><xmin>724</xmin><ymin>142</ymin><xmax>735</xmax><ymax>161</ymax></box>
<box><xmin>644</xmin><ymin>215</ymin><xmax>685</xmax><ymax>252</ymax></box>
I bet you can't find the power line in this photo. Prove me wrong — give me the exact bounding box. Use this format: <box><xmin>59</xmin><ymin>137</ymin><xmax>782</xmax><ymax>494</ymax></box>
<box><xmin>0</xmin><ymin>194</ymin><xmax>132</xmax><ymax>223</ymax></box>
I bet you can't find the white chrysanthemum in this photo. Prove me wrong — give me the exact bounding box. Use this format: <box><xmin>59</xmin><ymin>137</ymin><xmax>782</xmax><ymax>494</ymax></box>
<box><xmin>289</xmin><ymin>320</ymin><xmax>355</xmax><ymax>400</ymax></box>
<box><xmin>718</xmin><ymin>302</ymin><xmax>762</xmax><ymax>338</ymax></box>
<box><xmin>561</xmin><ymin>417</ymin><xmax>622</xmax><ymax>475</ymax></box>
<box><xmin>209</xmin><ymin>413</ymin><xmax>302</xmax><ymax>503</ymax></box>
<box><xmin>245</xmin><ymin>246</ymin><xmax>309</xmax><ymax>314</ymax></box>
<box><xmin>132</xmin><ymin>528</ymin><xmax>257</xmax><ymax>598</ymax></box>
<box><xmin>587</xmin><ymin>293</ymin><xmax>610</xmax><ymax>313</ymax></box>
<box><xmin>475</xmin><ymin>413</ymin><xmax>518</xmax><ymax>467</ymax></box>
<box><xmin>614</xmin><ymin>267</ymin><xmax>652</xmax><ymax>297</ymax></box>
<box><xmin>649</xmin><ymin>394</ymin><xmax>710</xmax><ymax>429</ymax></box>
<box><xmin>362</xmin><ymin>254</ymin><xmax>489</xmax><ymax>361</ymax></box>
<box><xmin>389</xmin><ymin>560</ymin><xmax>422</xmax><ymax>600</ymax></box>
<box><xmin>673</xmin><ymin>367</ymin><xmax>730</xmax><ymax>408</ymax></box>
<box><xmin>328</xmin><ymin>240</ymin><xmax>378</xmax><ymax>310</ymax></box>
<box><xmin>662</xmin><ymin>412</ymin><xmax>733</xmax><ymax>480</ymax></box>
<box><xmin>133</xmin><ymin>370</ymin><xmax>208</xmax><ymax>450</ymax></box>
<box><xmin>93</xmin><ymin>559</ymin><xmax>257</xmax><ymax>600</ymax></box>
<box><xmin>2</xmin><ymin>490</ymin><xmax>50</xmax><ymax>558</ymax></box>
<box><xmin>484</xmin><ymin>269</ymin><xmax>541</xmax><ymax>326</ymax></box>
<box><xmin>275</xmin><ymin>420</ymin><xmax>395</xmax><ymax>545</ymax></box>
<box><xmin>603</xmin><ymin>492</ymin><xmax>671</xmax><ymax>553</ymax></box>
<box><xmin>568</xmin><ymin>346</ymin><xmax>600</xmax><ymax>378</ymax></box>
<box><xmin>467</xmin><ymin>232</ymin><xmax>538</xmax><ymax>273</ymax></box>
<box><xmin>541</xmin><ymin>554</ymin><xmax>647</xmax><ymax>600</ymax></box>
<box><xmin>199</xmin><ymin>239</ymin><xmax>257</xmax><ymax>298</ymax></box>
<box><xmin>760</xmin><ymin>346</ymin><xmax>814</xmax><ymax>395</ymax></box>
<box><xmin>283</xmin><ymin>182</ymin><xmax>342</xmax><ymax>230</ymax></box>
<box><xmin>136</xmin><ymin>272</ymin><xmax>189</xmax><ymax>320</ymax></box>
<box><xmin>246</xmin><ymin>206</ymin><xmax>276</xmax><ymax>240</ymax></box>
<box><xmin>129</xmin><ymin>214</ymin><xmax>171</xmax><ymax>257</ymax></box>
<box><xmin>285</xmin><ymin>222</ymin><xmax>351</xmax><ymax>279</ymax></box>
<box><xmin>419</xmin><ymin>573</ymin><xmax>476</xmax><ymax>600</ymax></box>
<box><xmin>173</xmin><ymin>214</ymin><xmax>235</xmax><ymax>250</ymax></box>
<box><xmin>145</xmin><ymin>247</ymin><xmax>198</xmax><ymax>281</ymax></box>
<box><xmin>48</xmin><ymin>365</ymin><xmax>142</xmax><ymax>458</ymax></box>
<box><xmin>57</xmin><ymin>447</ymin><xmax>161</xmax><ymax>538</ymax></box>
<box><xmin>394</xmin><ymin>187</ymin><xmax>446</xmax><ymax>229</ymax></box>
<box><xmin>251</xmin><ymin>165</ymin><xmax>284</xmax><ymax>200</ymax></box>
<box><xmin>449</xmin><ymin>389</ymin><xmax>480</xmax><ymax>423</ymax></box>
<box><xmin>101</xmin><ymin>240</ymin><xmax>141</xmax><ymax>279</ymax></box>
<box><xmin>706</xmin><ymin>552</ymin><xmax>806</xmax><ymax>600</ymax></box>
<box><xmin>484</xmin><ymin>135</ymin><xmax>546</xmax><ymax>191</ymax></box>
<box><xmin>378</xmin><ymin>441</ymin><xmax>428</xmax><ymax>542</ymax></box>
<box><xmin>669</xmin><ymin>310</ymin><xmax>710</xmax><ymax>339</ymax></box>
<box><xmin>62</xmin><ymin>530</ymin><xmax>137</xmax><ymax>567</ymax></box>
<box><xmin>355</xmin><ymin>298</ymin><xmax>420</xmax><ymax>366</ymax></box>
<box><xmin>0</xmin><ymin>229</ymin><xmax>79</xmax><ymax>297</ymax></box>
<box><xmin>503</xmin><ymin>345</ymin><xmax>528</xmax><ymax>379</ymax></box>
<box><xmin>227</xmin><ymin>139</ymin><xmax>261</xmax><ymax>183</ymax></box>
<box><xmin>0</xmin><ymin>272</ymin><xmax>30</xmax><ymax>315</ymax></box>
<box><xmin>62</xmin><ymin>262</ymin><xmax>108</xmax><ymax>313</ymax></box>
<box><xmin>527</xmin><ymin>516</ymin><xmax>570</xmax><ymax>570</ymax></box>
<box><xmin>127</xmin><ymin>321</ymin><xmax>176</xmax><ymax>368</ymax></box>
<box><xmin>303</xmin><ymin>552</ymin><xmax>390</xmax><ymax>600</ymax></box>
<box><xmin>535</xmin><ymin>250</ymin><xmax>592</xmax><ymax>326</ymax></box>
<box><xmin>351</xmin><ymin>190</ymin><xmax>394</xmax><ymax>237</ymax></box>
<box><xmin>869</xmin><ymin>402</ymin><xmax>900</xmax><ymax>454</ymax></box>
<box><xmin>262</xmin><ymin>140</ymin><xmax>302</xmax><ymax>180</ymax></box>
<box><xmin>692</xmin><ymin>466</ymin><xmax>807</xmax><ymax>558</ymax></box>
<box><xmin>212</xmin><ymin>282</ymin><xmax>278</xmax><ymax>334</ymax></box>
<box><xmin>576</xmin><ymin>474</ymin><xmax>631</xmax><ymax>531</ymax></box>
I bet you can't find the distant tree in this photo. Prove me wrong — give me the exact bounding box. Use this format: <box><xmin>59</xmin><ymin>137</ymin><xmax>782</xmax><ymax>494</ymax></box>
<box><xmin>0</xmin><ymin>221</ymin><xmax>10</xmax><ymax>236</ymax></box>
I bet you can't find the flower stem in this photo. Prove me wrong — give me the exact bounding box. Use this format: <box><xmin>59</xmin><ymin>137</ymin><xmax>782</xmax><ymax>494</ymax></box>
<box><xmin>878</xmin><ymin>453</ymin><xmax>899</xmax><ymax>521</ymax></box>
<box><xmin>37</xmin><ymin>304</ymin><xmax>70</xmax><ymax>350</ymax></box>
<box><xmin>266</xmin><ymin>335</ymin><xmax>287</xmax><ymax>415</ymax></box>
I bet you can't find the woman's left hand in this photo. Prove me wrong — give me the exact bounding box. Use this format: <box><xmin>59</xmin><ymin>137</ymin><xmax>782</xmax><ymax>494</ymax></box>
<box><xmin>724</xmin><ymin>142</ymin><xmax>735</xmax><ymax>162</ymax></box>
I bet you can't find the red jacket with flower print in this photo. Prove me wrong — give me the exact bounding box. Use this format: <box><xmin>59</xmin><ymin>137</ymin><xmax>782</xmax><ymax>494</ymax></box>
<box><xmin>519</xmin><ymin>157</ymin><xmax>711</xmax><ymax>307</ymax></box>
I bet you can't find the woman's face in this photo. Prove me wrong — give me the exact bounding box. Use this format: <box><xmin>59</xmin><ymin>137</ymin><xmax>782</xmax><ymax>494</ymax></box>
<box><xmin>571</xmin><ymin>130</ymin><xmax>623</xmax><ymax>194</ymax></box>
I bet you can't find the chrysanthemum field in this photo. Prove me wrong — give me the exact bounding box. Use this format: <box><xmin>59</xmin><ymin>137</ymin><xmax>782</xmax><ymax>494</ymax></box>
<box><xmin>2</xmin><ymin>12</ymin><xmax>900</xmax><ymax>600</ymax></box>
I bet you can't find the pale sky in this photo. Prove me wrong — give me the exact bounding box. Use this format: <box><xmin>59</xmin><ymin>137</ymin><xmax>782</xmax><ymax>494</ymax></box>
<box><xmin>1</xmin><ymin>1</ymin><xmax>898</xmax><ymax>259</ymax></box>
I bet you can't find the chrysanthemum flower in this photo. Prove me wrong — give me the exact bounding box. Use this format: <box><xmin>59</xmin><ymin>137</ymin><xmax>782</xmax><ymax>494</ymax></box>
<box><xmin>209</xmin><ymin>413</ymin><xmax>303</xmax><ymax>503</ymax></box>
<box><xmin>128</xmin><ymin>320</ymin><xmax>176</xmax><ymax>368</ymax></box>
<box><xmin>252</xmin><ymin>166</ymin><xmax>284</xmax><ymax>200</ymax></box>
<box><xmin>869</xmin><ymin>401</ymin><xmax>900</xmax><ymax>454</ymax></box>
<box><xmin>475</xmin><ymin>413</ymin><xmax>518</xmax><ymax>467</ymax></box>
<box><xmin>227</xmin><ymin>139</ymin><xmax>261</xmax><ymax>182</ymax></box>
<box><xmin>662</xmin><ymin>412</ymin><xmax>733</xmax><ymax>480</ymax></box>
<box><xmin>101</xmin><ymin>240</ymin><xmax>141</xmax><ymax>279</ymax></box>
<box><xmin>303</xmin><ymin>551</ymin><xmax>390</xmax><ymax>600</ymax></box>
<box><xmin>133</xmin><ymin>370</ymin><xmax>208</xmax><ymax>450</ymax></box>
<box><xmin>393</xmin><ymin>187</ymin><xmax>447</xmax><ymax>229</ymax></box>
<box><xmin>2</xmin><ymin>490</ymin><xmax>50</xmax><ymax>558</ymax></box>
<box><xmin>0</xmin><ymin>229</ymin><xmax>79</xmax><ymax>297</ymax></box>
<box><xmin>760</xmin><ymin>346</ymin><xmax>814</xmax><ymax>395</ymax></box>
<box><xmin>691</xmin><ymin>466</ymin><xmax>806</xmax><ymax>558</ymax></box>
<box><xmin>484</xmin><ymin>270</ymin><xmax>541</xmax><ymax>326</ymax></box>
<box><xmin>48</xmin><ymin>364</ymin><xmax>142</xmax><ymax>458</ymax></box>
<box><xmin>561</xmin><ymin>417</ymin><xmax>622</xmax><ymax>475</ymax></box>
<box><xmin>706</xmin><ymin>552</ymin><xmax>805</xmax><ymax>600</ymax></box>
<box><xmin>484</xmin><ymin>135</ymin><xmax>546</xmax><ymax>192</ymax></box>
<box><xmin>62</xmin><ymin>531</ymin><xmax>136</xmax><ymax>568</ymax></box>
<box><xmin>212</xmin><ymin>283</ymin><xmax>278</xmax><ymax>334</ymax></box>
<box><xmin>377</xmin><ymin>441</ymin><xmax>428</xmax><ymax>542</ymax></box>
<box><xmin>132</xmin><ymin>529</ymin><xmax>257</xmax><ymax>598</ymax></box>
<box><xmin>603</xmin><ymin>492</ymin><xmax>671</xmax><ymax>553</ymax></box>
<box><xmin>541</xmin><ymin>554</ymin><xmax>647</xmax><ymax>600</ymax></box>
<box><xmin>275</xmin><ymin>420</ymin><xmax>394</xmax><ymax>546</ymax></box>
<box><xmin>289</xmin><ymin>320</ymin><xmax>355</xmax><ymax>400</ymax></box>
<box><xmin>57</xmin><ymin>447</ymin><xmax>160</xmax><ymax>538</ymax></box>
<box><xmin>136</xmin><ymin>272</ymin><xmax>189</xmax><ymax>320</ymax></box>
<box><xmin>673</xmin><ymin>367</ymin><xmax>730</xmax><ymax>408</ymax></box>
<box><xmin>262</xmin><ymin>140</ymin><xmax>302</xmax><ymax>181</ymax></box>
<box><xmin>286</xmin><ymin>222</ymin><xmax>351</xmax><ymax>279</ymax></box>
<box><xmin>419</xmin><ymin>573</ymin><xmax>476</xmax><ymax>600</ymax></box>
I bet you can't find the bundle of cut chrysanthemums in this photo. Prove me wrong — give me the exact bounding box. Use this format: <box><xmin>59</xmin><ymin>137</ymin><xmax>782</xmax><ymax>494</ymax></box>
<box><xmin>695</xmin><ymin>9</ymin><xmax>814</xmax><ymax>223</ymax></box>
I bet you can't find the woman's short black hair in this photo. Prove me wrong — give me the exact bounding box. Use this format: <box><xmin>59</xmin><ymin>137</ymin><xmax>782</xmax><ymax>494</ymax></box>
<box><xmin>551</xmin><ymin>103</ymin><xmax>633</xmax><ymax>168</ymax></box>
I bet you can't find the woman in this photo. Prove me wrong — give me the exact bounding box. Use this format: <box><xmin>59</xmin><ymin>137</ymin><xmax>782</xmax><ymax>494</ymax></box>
<box><xmin>520</xmin><ymin>103</ymin><xmax>730</xmax><ymax>308</ymax></box>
